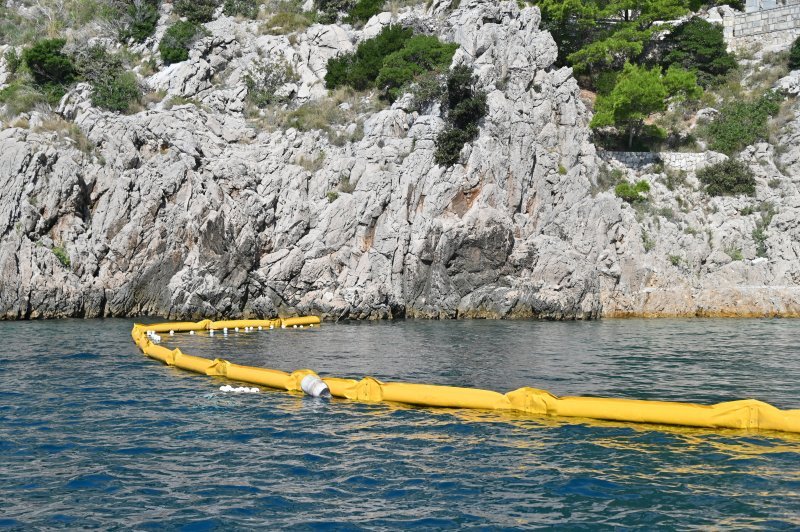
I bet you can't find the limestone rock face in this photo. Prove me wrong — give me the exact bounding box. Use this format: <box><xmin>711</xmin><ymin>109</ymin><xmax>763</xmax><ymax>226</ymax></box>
<box><xmin>1</xmin><ymin>0</ymin><xmax>800</xmax><ymax>320</ymax></box>
<box><xmin>0</xmin><ymin>0</ymin><xmax>614</xmax><ymax>320</ymax></box>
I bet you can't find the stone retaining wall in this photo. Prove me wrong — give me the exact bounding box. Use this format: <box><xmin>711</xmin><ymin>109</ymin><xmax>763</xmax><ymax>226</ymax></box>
<box><xmin>598</xmin><ymin>151</ymin><xmax>727</xmax><ymax>173</ymax></box>
<box><xmin>722</xmin><ymin>3</ymin><xmax>800</xmax><ymax>50</ymax></box>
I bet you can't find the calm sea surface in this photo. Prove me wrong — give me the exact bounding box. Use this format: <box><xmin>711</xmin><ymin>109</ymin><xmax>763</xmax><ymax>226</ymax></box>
<box><xmin>1</xmin><ymin>318</ymin><xmax>799</xmax><ymax>529</ymax></box>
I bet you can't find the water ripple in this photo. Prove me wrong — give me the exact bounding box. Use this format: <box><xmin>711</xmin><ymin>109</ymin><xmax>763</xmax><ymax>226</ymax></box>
<box><xmin>0</xmin><ymin>318</ymin><xmax>799</xmax><ymax>528</ymax></box>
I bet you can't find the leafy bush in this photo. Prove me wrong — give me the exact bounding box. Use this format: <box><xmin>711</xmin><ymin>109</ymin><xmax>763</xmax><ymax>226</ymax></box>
<box><xmin>0</xmin><ymin>81</ymin><xmax>46</xmax><ymax>117</ymax></box>
<box><xmin>22</xmin><ymin>39</ymin><xmax>77</xmax><ymax>101</ymax></box>
<box><xmin>119</xmin><ymin>0</ymin><xmax>160</xmax><ymax>43</ymax></box>
<box><xmin>725</xmin><ymin>246</ymin><xmax>744</xmax><ymax>261</ymax></box>
<box><xmin>174</xmin><ymin>0</ymin><xmax>220</xmax><ymax>22</ymax></box>
<box><xmin>224</xmin><ymin>0</ymin><xmax>259</xmax><ymax>17</ymax></box>
<box><xmin>76</xmin><ymin>46</ymin><xmax>142</xmax><ymax>112</ymax></box>
<box><xmin>326</xmin><ymin>25</ymin><xmax>456</xmax><ymax>103</ymax></box>
<box><xmin>660</xmin><ymin>18</ymin><xmax>736</xmax><ymax>87</ymax></box>
<box><xmin>375</xmin><ymin>36</ymin><xmax>457</xmax><ymax>101</ymax></box>
<box><xmin>159</xmin><ymin>21</ymin><xmax>204</xmax><ymax>65</ymax></box>
<box><xmin>434</xmin><ymin>65</ymin><xmax>487</xmax><ymax>166</ymax></box>
<box><xmin>261</xmin><ymin>10</ymin><xmax>315</xmax><ymax>34</ymax></box>
<box><xmin>345</xmin><ymin>0</ymin><xmax>383</xmax><ymax>24</ymax></box>
<box><xmin>316</xmin><ymin>0</ymin><xmax>354</xmax><ymax>23</ymax></box>
<box><xmin>325</xmin><ymin>25</ymin><xmax>412</xmax><ymax>90</ymax></box>
<box><xmin>4</xmin><ymin>48</ymin><xmax>20</xmax><ymax>74</ymax></box>
<box><xmin>614</xmin><ymin>180</ymin><xmax>650</xmax><ymax>203</ymax></box>
<box><xmin>702</xmin><ymin>92</ymin><xmax>782</xmax><ymax>154</ymax></box>
<box><xmin>752</xmin><ymin>202</ymin><xmax>776</xmax><ymax>258</ymax></box>
<box><xmin>52</xmin><ymin>246</ymin><xmax>71</xmax><ymax>267</ymax></box>
<box><xmin>410</xmin><ymin>70</ymin><xmax>445</xmax><ymax>112</ymax></box>
<box><xmin>245</xmin><ymin>57</ymin><xmax>297</xmax><ymax>108</ymax></box>
<box><xmin>697</xmin><ymin>159</ymin><xmax>756</xmax><ymax>197</ymax></box>
<box><xmin>93</xmin><ymin>71</ymin><xmax>141</xmax><ymax>112</ymax></box>
<box><xmin>790</xmin><ymin>36</ymin><xmax>800</xmax><ymax>70</ymax></box>
<box><xmin>434</xmin><ymin>125</ymin><xmax>476</xmax><ymax>166</ymax></box>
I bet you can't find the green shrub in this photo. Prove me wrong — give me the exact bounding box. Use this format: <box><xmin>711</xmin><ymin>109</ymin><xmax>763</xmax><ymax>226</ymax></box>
<box><xmin>325</xmin><ymin>25</ymin><xmax>412</xmax><ymax>90</ymax></box>
<box><xmin>93</xmin><ymin>71</ymin><xmax>141</xmax><ymax>112</ymax></box>
<box><xmin>345</xmin><ymin>0</ymin><xmax>383</xmax><ymax>24</ymax></box>
<box><xmin>316</xmin><ymin>0</ymin><xmax>355</xmax><ymax>23</ymax></box>
<box><xmin>0</xmin><ymin>81</ymin><xmax>46</xmax><ymax>116</ymax></box>
<box><xmin>261</xmin><ymin>10</ymin><xmax>316</xmax><ymax>34</ymax></box>
<box><xmin>703</xmin><ymin>92</ymin><xmax>782</xmax><ymax>154</ymax></box>
<box><xmin>52</xmin><ymin>246</ymin><xmax>70</xmax><ymax>267</ymax></box>
<box><xmin>725</xmin><ymin>246</ymin><xmax>744</xmax><ymax>261</ymax></box>
<box><xmin>752</xmin><ymin>202</ymin><xmax>776</xmax><ymax>258</ymax></box>
<box><xmin>4</xmin><ymin>48</ymin><xmax>20</xmax><ymax>74</ymax></box>
<box><xmin>641</xmin><ymin>230</ymin><xmax>655</xmax><ymax>252</ymax></box>
<box><xmin>120</xmin><ymin>0</ymin><xmax>160</xmax><ymax>43</ymax></box>
<box><xmin>21</xmin><ymin>39</ymin><xmax>77</xmax><ymax>101</ymax></box>
<box><xmin>245</xmin><ymin>57</ymin><xmax>297</xmax><ymax>108</ymax></box>
<box><xmin>614</xmin><ymin>180</ymin><xmax>650</xmax><ymax>202</ymax></box>
<box><xmin>448</xmin><ymin>89</ymin><xmax>486</xmax><ymax>130</ymax></box>
<box><xmin>375</xmin><ymin>35</ymin><xmax>457</xmax><ymax>101</ymax></box>
<box><xmin>697</xmin><ymin>159</ymin><xmax>756</xmax><ymax>197</ymax></box>
<box><xmin>224</xmin><ymin>0</ymin><xmax>259</xmax><ymax>17</ymax></box>
<box><xmin>434</xmin><ymin>65</ymin><xmax>487</xmax><ymax>166</ymax></box>
<box><xmin>174</xmin><ymin>0</ymin><xmax>220</xmax><ymax>22</ymax></box>
<box><xmin>75</xmin><ymin>46</ymin><xmax>142</xmax><ymax>112</ymax></box>
<box><xmin>790</xmin><ymin>36</ymin><xmax>800</xmax><ymax>70</ymax></box>
<box><xmin>410</xmin><ymin>70</ymin><xmax>445</xmax><ymax>112</ymax></box>
<box><xmin>434</xmin><ymin>125</ymin><xmax>475</xmax><ymax>166</ymax></box>
<box><xmin>660</xmin><ymin>18</ymin><xmax>737</xmax><ymax>87</ymax></box>
<box><xmin>159</xmin><ymin>21</ymin><xmax>204</xmax><ymax>65</ymax></box>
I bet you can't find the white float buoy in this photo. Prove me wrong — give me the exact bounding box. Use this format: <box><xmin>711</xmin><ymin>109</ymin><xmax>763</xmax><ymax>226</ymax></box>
<box><xmin>270</xmin><ymin>325</ymin><xmax>274</xmax><ymax>330</ymax></box>
<box><xmin>190</xmin><ymin>330</ymin><xmax>195</xmax><ymax>335</ymax></box>
<box><xmin>293</xmin><ymin>325</ymin><xmax>297</xmax><ymax>329</ymax></box>
<box><xmin>235</xmin><ymin>327</ymin><xmax>239</xmax><ymax>332</ymax></box>
<box><xmin>299</xmin><ymin>325</ymin><xmax>304</xmax><ymax>329</ymax></box>
<box><xmin>210</xmin><ymin>330</ymin><xmax>215</xmax><ymax>336</ymax></box>
<box><xmin>301</xmin><ymin>375</ymin><xmax>330</xmax><ymax>398</ymax></box>
<box><xmin>169</xmin><ymin>330</ymin><xmax>174</xmax><ymax>335</ymax></box>
<box><xmin>223</xmin><ymin>327</ymin><xmax>228</xmax><ymax>333</ymax></box>
<box><xmin>258</xmin><ymin>326</ymin><xmax>262</xmax><ymax>331</ymax></box>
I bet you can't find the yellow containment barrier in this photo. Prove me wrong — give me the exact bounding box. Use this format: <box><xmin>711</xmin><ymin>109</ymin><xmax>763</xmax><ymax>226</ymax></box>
<box><xmin>131</xmin><ymin>319</ymin><xmax>800</xmax><ymax>434</ymax></box>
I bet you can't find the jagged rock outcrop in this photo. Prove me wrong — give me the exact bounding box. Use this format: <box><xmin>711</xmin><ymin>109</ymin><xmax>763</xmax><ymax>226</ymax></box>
<box><xmin>2</xmin><ymin>0</ymin><xmax>800</xmax><ymax>320</ymax></box>
<box><xmin>0</xmin><ymin>0</ymin><xmax>616</xmax><ymax>319</ymax></box>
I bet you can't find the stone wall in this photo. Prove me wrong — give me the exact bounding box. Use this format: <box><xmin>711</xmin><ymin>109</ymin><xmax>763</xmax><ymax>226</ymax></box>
<box><xmin>722</xmin><ymin>3</ymin><xmax>800</xmax><ymax>50</ymax></box>
<box><xmin>598</xmin><ymin>151</ymin><xmax>727</xmax><ymax>173</ymax></box>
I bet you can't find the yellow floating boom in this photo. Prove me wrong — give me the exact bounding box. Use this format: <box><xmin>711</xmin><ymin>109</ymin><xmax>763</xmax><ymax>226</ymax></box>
<box><xmin>131</xmin><ymin>319</ymin><xmax>800</xmax><ymax>434</ymax></box>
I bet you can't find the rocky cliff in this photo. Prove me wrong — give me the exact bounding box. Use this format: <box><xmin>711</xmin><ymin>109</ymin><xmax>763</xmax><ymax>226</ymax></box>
<box><xmin>1</xmin><ymin>0</ymin><xmax>799</xmax><ymax>320</ymax></box>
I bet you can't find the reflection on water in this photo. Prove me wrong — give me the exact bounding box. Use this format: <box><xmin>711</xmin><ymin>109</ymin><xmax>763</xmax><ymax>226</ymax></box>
<box><xmin>0</xmin><ymin>318</ymin><xmax>799</xmax><ymax>528</ymax></box>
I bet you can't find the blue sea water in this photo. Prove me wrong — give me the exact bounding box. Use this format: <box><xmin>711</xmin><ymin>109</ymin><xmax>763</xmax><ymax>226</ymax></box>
<box><xmin>1</xmin><ymin>318</ymin><xmax>799</xmax><ymax>529</ymax></box>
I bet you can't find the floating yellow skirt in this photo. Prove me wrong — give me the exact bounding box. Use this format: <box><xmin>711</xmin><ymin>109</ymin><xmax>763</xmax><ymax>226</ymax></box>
<box><xmin>131</xmin><ymin>319</ymin><xmax>800</xmax><ymax>434</ymax></box>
